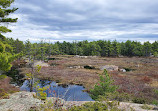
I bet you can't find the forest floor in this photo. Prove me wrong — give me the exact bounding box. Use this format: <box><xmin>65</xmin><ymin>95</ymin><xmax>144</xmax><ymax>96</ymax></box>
<box><xmin>19</xmin><ymin>55</ymin><xmax>158</xmax><ymax>103</ymax></box>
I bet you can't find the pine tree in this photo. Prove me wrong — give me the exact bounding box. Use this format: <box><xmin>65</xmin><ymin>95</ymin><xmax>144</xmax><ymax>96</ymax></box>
<box><xmin>0</xmin><ymin>0</ymin><xmax>18</xmax><ymax>72</ymax></box>
<box><xmin>90</xmin><ymin>69</ymin><xmax>117</xmax><ymax>100</ymax></box>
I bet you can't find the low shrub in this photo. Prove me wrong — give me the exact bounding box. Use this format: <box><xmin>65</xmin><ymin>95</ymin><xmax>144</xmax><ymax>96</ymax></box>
<box><xmin>69</xmin><ymin>102</ymin><xmax>121</xmax><ymax>111</ymax></box>
<box><xmin>36</xmin><ymin>86</ymin><xmax>49</xmax><ymax>100</ymax></box>
<box><xmin>141</xmin><ymin>104</ymin><xmax>153</xmax><ymax>110</ymax></box>
<box><xmin>0</xmin><ymin>75</ymin><xmax>7</xmax><ymax>80</ymax></box>
<box><xmin>132</xmin><ymin>97</ymin><xmax>146</xmax><ymax>104</ymax></box>
<box><xmin>153</xmin><ymin>89</ymin><xmax>158</xmax><ymax>95</ymax></box>
<box><xmin>98</xmin><ymin>92</ymin><xmax>131</xmax><ymax>102</ymax></box>
<box><xmin>0</xmin><ymin>88</ymin><xmax>9</xmax><ymax>99</ymax></box>
<box><xmin>152</xmin><ymin>100</ymin><xmax>158</xmax><ymax>106</ymax></box>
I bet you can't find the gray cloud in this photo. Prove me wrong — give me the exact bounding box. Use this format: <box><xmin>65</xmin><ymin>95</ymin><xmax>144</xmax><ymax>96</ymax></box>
<box><xmin>4</xmin><ymin>0</ymin><xmax>158</xmax><ymax>42</ymax></box>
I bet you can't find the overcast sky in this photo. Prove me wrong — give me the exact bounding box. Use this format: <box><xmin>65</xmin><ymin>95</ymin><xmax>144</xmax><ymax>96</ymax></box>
<box><xmin>4</xmin><ymin>0</ymin><xmax>158</xmax><ymax>43</ymax></box>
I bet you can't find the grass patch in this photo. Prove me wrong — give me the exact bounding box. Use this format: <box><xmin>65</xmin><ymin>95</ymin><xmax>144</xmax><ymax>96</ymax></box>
<box><xmin>0</xmin><ymin>75</ymin><xmax>7</xmax><ymax>80</ymax></box>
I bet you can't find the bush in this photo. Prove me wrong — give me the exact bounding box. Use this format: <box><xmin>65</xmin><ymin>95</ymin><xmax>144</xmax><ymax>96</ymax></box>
<box><xmin>90</xmin><ymin>69</ymin><xmax>118</xmax><ymax>100</ymax></box>
<box><xmin>98</xmin><ymin>92</ymin><xmax>131</xmax><ymax>102</ymax></box>
<box><xmin>36</xmin><ymin>86</ymin><xmax>49</xmax><ymax>100</ymax></box>
<box><xmin>141</xmin><ymin>104</ymin><xmax>153</xmax><ymax>110</ymax></box>
<box><xmin>152</xmin><ymin>100</ymin><xmax>158</xmax><ymax>106</ymax></box>
<box><xmin>153</xmin><ymin>89</ymin><xmax>158</xmax><ymax>95</ymax></box>
<box><xmin>0</xmin><ymin>75</ymin><xmax>7</xmax><ymax>80</ymax></box>
<box><xmin>69</xmin><ymin>102</ymin><xmax>121</xmax><ymax>111</ymax></box>
<box><xmin>132</xmin><ymin>97</ymin><xmax>146</xmax><ymax>104</ymax></box>
<box><xmin>0</xmin><ymin>89</ymin><xmax>9</xmax><ymax>99</ymax></box>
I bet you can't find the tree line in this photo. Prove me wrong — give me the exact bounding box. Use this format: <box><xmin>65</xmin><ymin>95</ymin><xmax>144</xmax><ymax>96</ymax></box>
<box><xmin>4</xmin><ymin>38</ymin><xmax>158</xmax><ymax>60</ymax></box>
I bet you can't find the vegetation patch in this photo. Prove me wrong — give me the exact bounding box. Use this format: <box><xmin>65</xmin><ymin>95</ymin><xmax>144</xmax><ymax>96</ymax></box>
<box><xmin>69</xmin><ymin>102</ymin><xmax>121</xmax><ymax>111</ymax></box>
<box><xmin>90</xmin><ymin>69</ymin><xmax>118</xmax><ymax>100</ymax></box>
<box><xmin>141</xmin><ymin>104</ymin><xmax>154</xmax><ymax>110</ymax></box>
<box><xmin>132</xmin><ymin>97</ymin><xmax>146</xmax><ymax>104</ymax></box>
<box><xmin>0</xmin><ymin>75</ymin><xmax>7</xmax><ymax>80</ymax></box>
<box><xmin>0</xmin><ymin>77</ymin><xmax>19</xmax><ymax>99</ymax></box>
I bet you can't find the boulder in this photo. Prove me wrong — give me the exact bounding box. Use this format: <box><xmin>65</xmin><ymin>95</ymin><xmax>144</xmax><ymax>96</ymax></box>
<box><xmin>119</xmin><ymin>69</ymin><xmax>126</xmax><ymax>72</ymax></box>
<box><xmin>100</xmin><ymin>65</ymin><xmax>119</xmax><ymax>71</ymax></box>
<box><xmin>33</xmin><ymin>61</ymin><xmax>50</xmax><ymax>67</ymax></box>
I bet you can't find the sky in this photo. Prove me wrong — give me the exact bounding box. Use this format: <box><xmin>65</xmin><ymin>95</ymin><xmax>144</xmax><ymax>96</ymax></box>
<box><xmin>4</xmin><ymin>0</ymin><xmax>158</xmax><ymax>43</ymax></box>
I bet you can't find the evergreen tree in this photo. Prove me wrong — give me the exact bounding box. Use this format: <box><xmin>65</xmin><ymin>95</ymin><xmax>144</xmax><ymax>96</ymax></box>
<box><xmin>0</xmin><ymin>0</ymin><xmax>18</xmax><ymax>72</ymax></box>
<box><xmin>25</xmin><ymin>40</ymin><xmax>32</xmax><ymax>61</ymax></box>
<box><xmin>111</xmin><ymin>40</ymin><xmax>119</xmax><ymax>56</ymax></box>
<box><xmin>143</xmin><ymin>41</ymin><xmax>152</xmax><ymax>57</ymax></box>
<box><xmin>132</xmin><ymin>41</ymin><xmax>143</xmax><ymax>56</ymax></box>
<box><xmin>152</xmin><ymin>41</ymin><xmax>158</xmax><ymax>57</ymax></box>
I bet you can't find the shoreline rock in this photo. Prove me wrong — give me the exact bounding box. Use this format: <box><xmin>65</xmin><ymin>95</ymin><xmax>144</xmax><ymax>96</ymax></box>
<box><xmin>0</xmin><ymin>91</ymin><xmax>158</xmax><ymax>111</ymax></box>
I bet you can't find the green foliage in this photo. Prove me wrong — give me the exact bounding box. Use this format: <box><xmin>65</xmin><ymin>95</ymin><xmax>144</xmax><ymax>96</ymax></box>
<box><xmin>69</xmin><ymin>102</ymin><xmax>121</xmax><ymax>111</ymax></box>
<box><xmin>0</xmin><ymin>74</ymin><xmax>7</xmax><ymax>80</ymax></box>
<box><xmin>143</xmin><ymin>41</ymin><xmax>152</xmax><ymax>57</ymax></box>
<box><xmin>153</xmin><ymin>89</ymin><xmax>158</xmax><ymax>95</ymax></box>
<box><xmin>141</xmin><ymin>104</ymin><xmax>153</xmax><ymax>110</ymax></box>
<box><xmin>152</xmin><ymin>100</ymin><xmax>158</xmax><ymax>106</ymax></box>
<box><xmin>36</xmin><ymin>86</ymin><xmax>49</xmax><ymax>100</ymax></box>
<box><xmin>38</xmin><ymin>91</ymin><xmax>47</xmax><ymax>100</ymax></box>
<box><xmin>26</xmin><ymin>65</ymin><xmax>47</xmax><ymax>100</ymax></box>
<box><xmin>90</xmin><ymin>69</ymin><xmax>118</xmax><ymax>100</ymax></box>
<box><xmin>98</xmin><ymin>92</ymin><xmax>131</xmax><ymax>102</ymax></box>
<box><xmin>0</xmin><ymin>0</ymin><xmax>14</xmax><ymax>8</ymax></box>
<box><xmin>6</xmin><ymin>40</ymin><xmax>157</xmax><ymax>60</ymax></box>
<box><xmin>22</xmin><ymin>40</ymin><xmax>158</xmax><ymax>58</ymax></box>
<box><xmin>0</xmin><ymin>26</ymin><xmax>11</xmax><ymax>33</ymax></box>
<box><xmin>39</xmin><ymin>100</ymin><xmax>55</xmax><ymax>111</ymax></box>
<box><xmin>0</xmin><ymin>52</ymin><xmax>13</xmax><ymax>71</ymax></box>
<box><xmin>132</xmin><ymin>97</ymin><xmax>146</xmax><ymax>104</ymax></box>
<box><xmin>0</xmin><ymin>90</ymin><xmax>9</xmax><ymax>99</ymax></box>
<box><xmin>0</xmin><ymin>0</ymin><xmax>18</xmax><ymax>72</ymax></box>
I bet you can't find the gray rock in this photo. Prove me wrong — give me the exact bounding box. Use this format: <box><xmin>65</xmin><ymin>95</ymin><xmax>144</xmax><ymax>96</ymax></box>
<box><xmin>0</xmin><ymin>91</ymin><xmax>43</xmax><ymax>111</ymax></box>
<box><xmin>119</xmin><ymin>69</ymin><xmax>126</xmax><ymax>72</ymax></box>
<box><xmin>100</xmin><ymin>65</ymin><xmax>119</xmax><ymax>71</ymax></box>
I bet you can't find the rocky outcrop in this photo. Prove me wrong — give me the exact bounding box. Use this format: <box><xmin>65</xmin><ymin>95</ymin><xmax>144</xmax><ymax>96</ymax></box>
<box><xmin>0</xmin><ymin>91</ymin><xmax>158</xmax><ymax>111</ymax></box>
<box><xmin>0</xmin><ymin>91</ymin><xmax>43</xmax><ymax>111</ymax></box>
<box><xmin>100</xmin><ymin>65</ymin><xmax>119</xmax><ymax>71</ymax></box>
<box><xmin>33</xmin><ymin>61</ymin><xmax>50</xmax><ymax>67</ymax></box>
